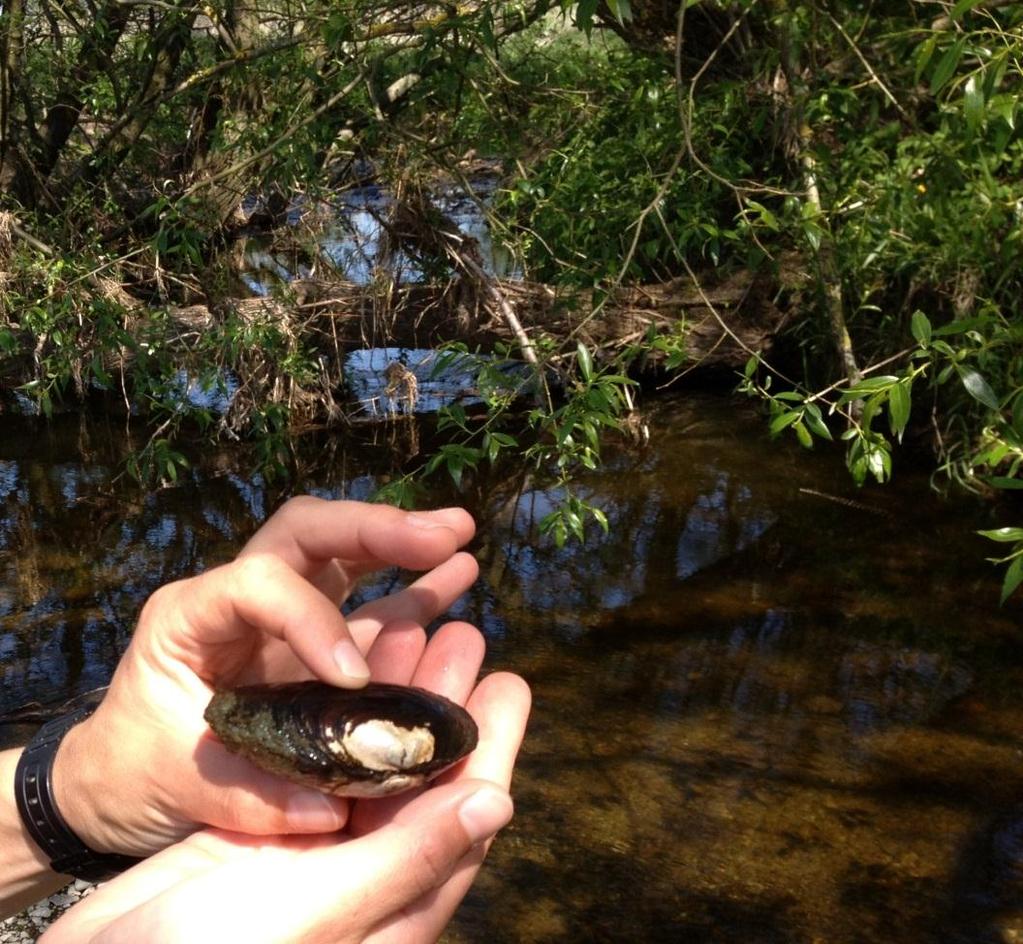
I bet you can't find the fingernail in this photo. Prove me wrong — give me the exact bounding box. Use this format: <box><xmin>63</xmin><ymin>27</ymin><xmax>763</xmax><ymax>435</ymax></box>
<box><xmin>332</xmin><ymin>639</ymin><xmax>371</xmax><ymax>684</ymax></box>
<box><xmin>286</xmin><ymin>790</ymin><xmax>344</xmax><ymax>830</ymax></box>
<box><xmin>458</xmin><ymin>786</ymin><xmax>514</xmax><ymax>845</ymax></box>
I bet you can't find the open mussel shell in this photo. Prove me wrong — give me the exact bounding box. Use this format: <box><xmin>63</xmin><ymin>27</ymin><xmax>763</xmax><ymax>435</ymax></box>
<box><xmin>204</xmin><ymin>681</ymin><xmax>479</xmax><ymax>798</ymax></box>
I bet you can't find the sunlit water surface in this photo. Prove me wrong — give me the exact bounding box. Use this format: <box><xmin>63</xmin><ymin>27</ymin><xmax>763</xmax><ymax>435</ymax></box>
<box><xmin>1</xmin><ymin>395</ymin><xmax>1021</xmax><ymax>943</ymax></box>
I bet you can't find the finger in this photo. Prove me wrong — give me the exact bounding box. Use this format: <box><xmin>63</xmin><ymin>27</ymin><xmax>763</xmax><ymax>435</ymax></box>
<box><xmin>348</xmin><ymin>635</ymin><xmax>502</xmax><ymax>838</ymax></box>
<box><xmin>346</xmin><ymin>552</ymin><xmax>479</xmax><ymax>652</ymax></box>
<box><xmin>438</xmin><ymin>671</ymin><xmax>531</xmax><ymax>788</ymax></box>
<box><xmin>365</xmin><ymin>845</ymin><xmax>488</xmax><ymax>944</ymax></box>
<box><xmin>69</xmin><ymin>781</ymin><xmax>512</xmax><ymax>944</ymax></box>
<box><xmin>212</xmin><ymin>548</ymin><xmax>478</xmax><ymax>683</ymax></box>
<box><xmin>306</xmin><ymin>558</ymin><xmax>350</xmax><ymax>607</ymax></box>
<box><xmin>366</xmin><ymin>674</ymin><xmax>531</xmax><ymax>944</ymax></box>
<box><xmin>240</xmin><ymin>497</ymin><xmax>475</xmax><ymax>578</ymax></box>
<box><xmin>336</xmin><ymin>780</ymin><xmax>513</xmax><ymax>937</ymax></box>
<box><xmin>157</xmin><ymin>553</ymin><xmax>370</xmax><ymax>687</ymax></box>
<box><xmin>185</xmin><ymin>735</ymin><xmax>350</xmax><ymax>837</ymax></box>
<box><xmin>365</xmin><ymin>620</ymin><xmax>427</xmax><ymax>684</ymax></box>
<box><xmin>409</xmin><ymin>621</ymin><xmax>486</xmax><ymax>704</ymax></box>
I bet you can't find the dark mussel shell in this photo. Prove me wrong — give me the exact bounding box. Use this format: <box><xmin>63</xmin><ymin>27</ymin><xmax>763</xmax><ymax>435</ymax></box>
<box><xmin>204</xmin><ymin>681</ymin><xmax>478</xmax><ymax>798</ymax></box>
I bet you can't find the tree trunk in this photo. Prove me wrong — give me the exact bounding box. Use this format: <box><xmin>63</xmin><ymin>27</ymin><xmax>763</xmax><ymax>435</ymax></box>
<box><xmin>89</xmin><ymin>7</ymin><xmax>197</xmax><ymax>172</ymax></box>
<box><xmin>32</xmin><ymin>2</ymin><xmax>132</xmax><ymax>201</ymax></box>
<box><xmin>774</xmin><ymin>4</ymin><xmax>861</xmax><ymax>392</ymax></box>
<box><xmin>0</xmin><ymin>0</ymin><xmax>27</xmax><ymax>200</ymax></box>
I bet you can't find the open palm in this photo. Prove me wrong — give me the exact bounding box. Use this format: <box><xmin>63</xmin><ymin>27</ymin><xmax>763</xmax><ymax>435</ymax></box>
<box><xmin>42</xmin><ymin>618</ymin><xmax>530</xmax><ymax>944</ymax></box>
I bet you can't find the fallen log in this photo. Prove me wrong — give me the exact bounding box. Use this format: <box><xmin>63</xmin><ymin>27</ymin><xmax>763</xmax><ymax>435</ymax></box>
<box><xmin>168</xmin><ymin>265</ymin><xmax>783</xmax><ymax>372</ymax></box>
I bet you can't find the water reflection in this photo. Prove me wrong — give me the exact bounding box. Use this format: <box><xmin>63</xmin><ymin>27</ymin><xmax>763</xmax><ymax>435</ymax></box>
<box><xmin>240</xmin><ymin>177</ymin><xmax>515</xmax><ymax>296</ymax></box>
<box><xmin>0</xmin><ymin>396</ymin><xmax>1022</xmax><ymax>942</ymax></box>
<box><xmin>344</xmin><ymin>347</ymin><xmax>488</xmax><ymax>417</ymax></box>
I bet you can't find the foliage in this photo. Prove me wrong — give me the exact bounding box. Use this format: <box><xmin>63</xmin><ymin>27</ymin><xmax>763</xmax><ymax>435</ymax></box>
<box><xmin>978</xmin><ymin>527</ymin><xmax>1023</xmax><ymax>604</ymax></box>
<box><xmin>1</xmin><ymin>0</ymin><xmax>1023</xmax><ymax>593</ymax></box>
<box><xmin>455</xmin><ymin>29</ymin><xmax>772</xmax><ymax>284</ymax></box>
<box><xmin>379</xmin><ymin>339</ymin><xmax>633</xmax><ymax>545</ymax></box>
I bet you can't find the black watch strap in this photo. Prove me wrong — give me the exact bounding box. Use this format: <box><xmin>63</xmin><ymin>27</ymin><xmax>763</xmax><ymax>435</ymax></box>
<box><xmin>14</xmin><ymin>691</ymin><xmax>144</xmax><ymax>883</ymax></box>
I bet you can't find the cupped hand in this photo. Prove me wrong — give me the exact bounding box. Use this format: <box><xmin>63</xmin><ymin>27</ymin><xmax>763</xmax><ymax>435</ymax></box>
<box><xmin>54</xmin><ymin>497</ymin><xmax>480</xmax><ymax>858</ymax></box>
<box><xmin>41</xmin><ymin>628</ymin><xmax>531</xmax><ymax>944</ymax></box>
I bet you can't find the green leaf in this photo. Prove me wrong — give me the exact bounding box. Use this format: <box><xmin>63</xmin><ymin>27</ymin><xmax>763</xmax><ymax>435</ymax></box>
<box><xmin>793</xmin><ymin>420</ymin><xmax>813</xmax><ymax>449</ymax></box>
<box><xmin>769</xmin><ymin>410</ymin><xmax>801</xmax><ymax>436</ymax></box>
<box><xmin>839</xmin><ymin>375</ymin><xmax>898</xmax><ymax>404</ymax></box>
<box><xmin>959</xmin><ymin>369</ymin><xmax>1000</xmax><ymax>410</ymax></box>
<box><xmin>424</xmin><ymin>452</ymin><xmax>446</xmax><ymax>475</ymax></box>
<box><xmin>869</xmin><ymin>442</ymin><xmax>892</xmax><ymax>483</ymax></box>
<box><xmin>1013</xmin><ymin>394</ymin><xmax>1023</xmax><ymax>434</ymax></box>
<box><xmin>605</xmin><ymin>0</ymin><xmax>632</xmax><ymax>23</ymax></box>
<box><xmin>321</xmin><ymin>12</ymin><xmax>353</xmax><ymax>45</ymax></box>
<box><xmin>574</xmin><ymin>0</ymin><xmax>599</xmax><ymax>32</ymax></box>
<box><xmin>803</xmin><ymin>221</ymin><xmax>822</xmax><ymax>252</ymax></box>
<box><xmin>850</xmin><ymin>375</ymin><xmax>900</xmax><ymax>393</ymax></box>
<box><xmin>910</xmin><ymin>310</ymin><xmax>932</xmax><ymax>346</ymax></box>
<box><xmin>746</xmin><ymin>200</ymin><xmax>779</xmax><ymax>231</ymax></box>
<box><xmin>576</xmin><ymin>342</ymin><xmax>594</xmax><ymax>382</ymax></box>
<box><xmin>983</xmin><ymin>50</ymin><xmax>1008</xmax><ymax>100</ymax></box>
<box><xmin>1000</xmin><ymin>554</ymin><xmax>1023</xmax><ymax>604</ymax></box>
<box><xmin>996</xmin><ymin>96</ymin><xmax>1016</xmax><ymax>130</ymax></box>
<box><xmin>932</xmin><ymin>316</ymin><xmax>992</xmax><ymax>337</ymax></box>
<box><xmin>803</xmin><ymin>403</ymin><xmax>833</xmax><ymax>441</ymax></box>
<box><xmin>986</xmin><ymin>477</ymin><xmax>1023</xmax><ymax>490</ymax></box>
<box><xmin>931</xmin><ymin>38</ymin><xmax>966</xmax><ymax>96</ymax></box>
<box><xmin>951</xmin><ymin>0</ymin><xmax>985</xmax><ymax>19</ymax></box>
<box><xmin>915</xmin><ymin>35</ymin><xmax>938</xmax><ymax>85</ymax></box>
<box><xmin>888</xmin><ymin>381</ymin><xmax>911</xmax><ymax>441</ymax></box>
<box><xmin>978</xmin><ymin>527</ymin><xmax>1023</xmax><ymax>542</ymax></box>
<box><xmin>964</xmin><ymin>75</ymin><xmax>984</xmax><ymax>133</ymax></box>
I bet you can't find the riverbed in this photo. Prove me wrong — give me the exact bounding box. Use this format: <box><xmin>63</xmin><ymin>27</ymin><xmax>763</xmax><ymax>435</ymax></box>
<box><xmin>1</xmin><ymin>394</ymin><xmax>1021</xmax><ymax>942</ymax></box>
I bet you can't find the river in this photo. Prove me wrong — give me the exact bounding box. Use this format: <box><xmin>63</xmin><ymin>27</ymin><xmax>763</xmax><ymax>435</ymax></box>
<box><xmin>1</xmin><ymin>394</ymin><xmax>1021</xmax><ymax>943</ymax></box>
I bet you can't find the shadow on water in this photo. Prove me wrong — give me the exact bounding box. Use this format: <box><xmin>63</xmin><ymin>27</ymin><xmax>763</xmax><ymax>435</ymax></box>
<box><xmin>1</xmin><ymin>394</ymin><xmax>1022</xmax><ymax>942</ymax></box>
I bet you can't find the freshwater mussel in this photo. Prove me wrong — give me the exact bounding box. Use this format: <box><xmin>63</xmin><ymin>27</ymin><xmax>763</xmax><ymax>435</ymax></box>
<box><xmin>205</xmin><ymin>681</ymin><xmax>478</xmax><ymax>798</ymax></box>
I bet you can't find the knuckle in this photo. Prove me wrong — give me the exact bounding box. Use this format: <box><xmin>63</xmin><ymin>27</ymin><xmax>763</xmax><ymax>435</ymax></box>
<box><xmin>233</xmin><ymin>551</ymin><xmax>287</xmax><ymax>587</ymax></box>
<box><xmin>275</xmin><ymin>494</ymin><xmax>323</xmax><ymax>521</ymax></box>
<box><xmin>140</xmin><ymin>579</ymin><xmax>181</xmax><ymax>613</ymax></box>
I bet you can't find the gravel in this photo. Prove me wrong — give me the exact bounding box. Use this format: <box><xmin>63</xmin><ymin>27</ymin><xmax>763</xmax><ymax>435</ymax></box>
<box><xmin>0</xmin><ymin>881</ymin><xmax>94</xmax><ymax>943</ymax></box>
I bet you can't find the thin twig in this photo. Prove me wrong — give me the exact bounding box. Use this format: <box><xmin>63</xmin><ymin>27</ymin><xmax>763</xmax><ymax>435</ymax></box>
<box><xmin>826</xmin><ymin>11</ymin><xmax>909</xmax><ymax>120</ymax></box>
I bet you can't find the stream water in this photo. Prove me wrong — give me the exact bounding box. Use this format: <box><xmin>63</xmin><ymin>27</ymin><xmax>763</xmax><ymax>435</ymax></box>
<box><xmin>1</xmin><ymin>394</ymin><xmax>1022</xmax><ymax>943</ymax></box>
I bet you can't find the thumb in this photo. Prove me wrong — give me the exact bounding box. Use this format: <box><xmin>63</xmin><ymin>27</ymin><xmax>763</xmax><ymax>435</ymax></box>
<box><xmin>80</xmin><ymin>781</ymin><xmax>514</xmax><ymax>944</ymax></box>
<box><xmin>340</xmin><ymin>779</ymin><xmax>514</xmax><ymax>932</ymax></box>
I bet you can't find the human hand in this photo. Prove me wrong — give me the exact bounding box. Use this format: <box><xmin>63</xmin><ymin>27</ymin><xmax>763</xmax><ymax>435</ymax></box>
<box><xmin>42</xmin><ymin>632</ymin><xmax>530</xmax><ymax>944</ymax></box>
<box><xmin>53</xmin><ymin>498</ymin><xmax>481</xmax><ymax>858</ymax></box>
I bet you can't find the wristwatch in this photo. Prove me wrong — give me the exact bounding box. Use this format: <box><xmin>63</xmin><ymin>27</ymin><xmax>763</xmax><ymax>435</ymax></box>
<box><xmin>14</xmin><ymin>691</ymin><xmax>144</xmax><ymax>883</ymax></box>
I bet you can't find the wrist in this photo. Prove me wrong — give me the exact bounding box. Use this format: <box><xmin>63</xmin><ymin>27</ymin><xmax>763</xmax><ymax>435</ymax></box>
<box><xmin>15</xmin><ymin>700</ymin><xmax>144</xmax><ymax>882</ymax></box>
<box><xmin>0</xmin><ymin>749</ymin><xmax>66</xmax><ymax>918</ymax></box>
<box><xmin>51</xmin><ymin>716</ymin><xmax>113</xmax><ymax>855</ymax></box>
